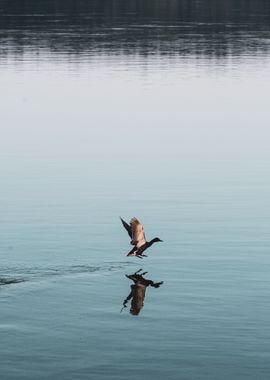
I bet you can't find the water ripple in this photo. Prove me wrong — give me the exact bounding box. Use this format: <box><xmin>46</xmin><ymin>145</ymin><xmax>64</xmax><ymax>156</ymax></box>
<box><xmin>0</xmin><ymin>262</ymin><xmax>131</xmax><ymax>287</ymax></box>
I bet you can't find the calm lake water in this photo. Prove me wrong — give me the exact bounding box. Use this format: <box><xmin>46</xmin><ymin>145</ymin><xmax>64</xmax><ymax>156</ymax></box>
<box><xmin>1</xmin><ymin>1</ymin><xmax>270</xmax><ymax>379</ymax></box>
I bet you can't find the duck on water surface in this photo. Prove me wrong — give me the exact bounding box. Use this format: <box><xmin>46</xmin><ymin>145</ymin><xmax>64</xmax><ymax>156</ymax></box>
<box><xmin>120</xmin><ymin>217</ymin><xmax>163</xmax><ymax>258</ymax></box>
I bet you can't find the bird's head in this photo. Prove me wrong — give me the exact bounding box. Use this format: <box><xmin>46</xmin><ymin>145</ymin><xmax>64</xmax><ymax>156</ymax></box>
<box><xmin>152</xmin><ymin>237</ymin><xmax>163</xmax><ymax>243</ymax></box>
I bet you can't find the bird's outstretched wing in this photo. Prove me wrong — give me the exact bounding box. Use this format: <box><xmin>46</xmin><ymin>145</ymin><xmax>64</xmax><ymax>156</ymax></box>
<box><xmin>130</xmin><ymin>218</ymin><xmax>146</xmax><ymax>248</ymax></box>
<box><xmin>120</xmin><ymin>217</ymin><xmax>132</xmax><ymax>238</ymax></box>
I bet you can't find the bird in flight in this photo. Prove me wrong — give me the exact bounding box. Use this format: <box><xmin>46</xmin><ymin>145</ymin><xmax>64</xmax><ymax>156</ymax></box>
<box><xmin>120</xmin><ymin>217</ymin><xmax>163</xmax><ymax>258</ymax></box>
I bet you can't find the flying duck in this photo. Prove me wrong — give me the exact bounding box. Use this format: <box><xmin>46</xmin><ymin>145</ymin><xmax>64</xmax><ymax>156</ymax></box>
<box><xmin>120</xmin><ymin>217</ymin><xmax>163</xmax><ymax>258</ymax></box>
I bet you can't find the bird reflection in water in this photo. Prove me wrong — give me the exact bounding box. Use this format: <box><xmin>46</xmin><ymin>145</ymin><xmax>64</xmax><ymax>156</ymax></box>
<box><xmin>121</xmin><ymin>269</ymin><xmax>163</xmax><ymax>316</ymax></box>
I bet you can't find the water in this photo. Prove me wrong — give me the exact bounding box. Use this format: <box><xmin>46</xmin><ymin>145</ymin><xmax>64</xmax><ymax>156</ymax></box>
<box><xmin>1</xmin><ymin>1</ymin><xmax>270</xmax><ymax>379</ymax></box>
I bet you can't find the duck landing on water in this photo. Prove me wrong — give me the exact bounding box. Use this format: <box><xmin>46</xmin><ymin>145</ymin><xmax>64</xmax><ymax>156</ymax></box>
<box><xmin>120</xmin><ymin>217</ymin><xmax>163</xmax><ymax>258</ymax></box>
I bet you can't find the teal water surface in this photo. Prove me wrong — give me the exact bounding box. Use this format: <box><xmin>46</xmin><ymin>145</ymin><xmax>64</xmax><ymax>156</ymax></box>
<box><xmin>1</xmin><ymin>1</ymin><xmax>270</xmax><ymax>379</ymax></box>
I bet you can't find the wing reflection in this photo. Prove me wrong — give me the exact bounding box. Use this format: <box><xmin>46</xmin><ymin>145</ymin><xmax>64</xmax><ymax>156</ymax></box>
<box><xmin>122</xmin><ymin>269</ymin><xmax>163</xmax><ymax>316</ymax></box>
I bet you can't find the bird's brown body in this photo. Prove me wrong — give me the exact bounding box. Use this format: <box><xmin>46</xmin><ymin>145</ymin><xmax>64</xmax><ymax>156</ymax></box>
<box><xmin>120</xmin><ymin>217</ymin><xmax>162</xmax><ymax>258</ymax></box>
